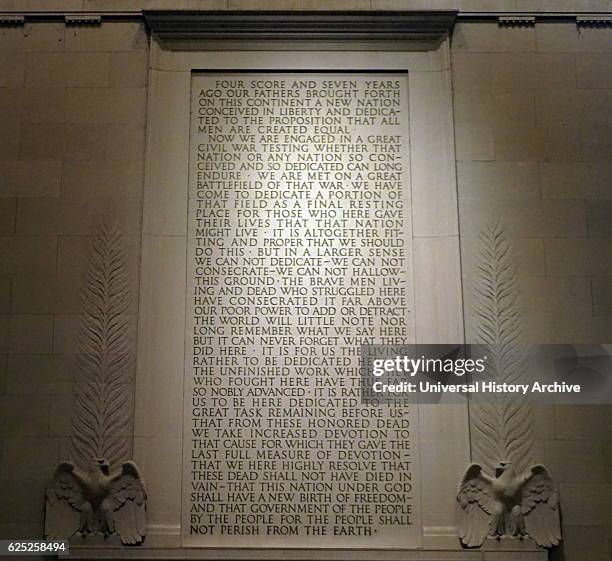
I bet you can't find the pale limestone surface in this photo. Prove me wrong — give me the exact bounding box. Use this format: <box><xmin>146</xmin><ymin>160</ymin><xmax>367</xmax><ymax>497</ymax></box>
<box><xmin>0</xmin><ymin>20</ymin><xmax>147</xmax><ymax>540</ymax></box>
<box><xmin>0</xmin><ymin>13</ymin><xmax>609</xmax><ymax>561</ymax></box>
<box><xmin>137</xmin><ymin>41</ymin><xmax>469</xmax><ymax>551</ymax></box>
<box><xmin>453</xmin><ymin>21</ymin><xmax>612</xmax><ymax>561</ymax></box>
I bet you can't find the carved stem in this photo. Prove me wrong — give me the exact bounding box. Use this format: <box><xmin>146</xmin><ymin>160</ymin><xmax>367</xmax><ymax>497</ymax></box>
<box><xmin>69</xmin><ymin>218</ymin><xmax>134</xmax><ymax>469</ymax></box>
<box><xmin>469</xmin><ymin>219</ymin><xmax>534</xmax><ymax>474</ymax></box>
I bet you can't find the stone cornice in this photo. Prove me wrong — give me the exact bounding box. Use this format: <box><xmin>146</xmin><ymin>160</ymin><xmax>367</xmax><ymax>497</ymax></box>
<box><xmin>142</xmin><ymin>10</ymin><xmax>458</xmax><ymax>51</ymax></box>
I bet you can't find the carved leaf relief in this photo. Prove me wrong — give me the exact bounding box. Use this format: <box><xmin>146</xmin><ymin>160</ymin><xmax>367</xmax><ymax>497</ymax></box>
<box><xmin>70</xmin><ymin>218</ymin><xmax>134</xmax><ymax>470</ymax></box>
<box><xmin>470</xmin><ymin>220</ymin><xmax>534</xmax><ymax>475</ymax></box>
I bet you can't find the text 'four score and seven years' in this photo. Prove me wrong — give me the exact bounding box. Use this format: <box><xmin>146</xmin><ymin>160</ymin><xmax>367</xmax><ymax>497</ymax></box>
<box><xmin>184</xmin><ymin>75</ymin><xmax>419</xmax><ymax>547</ymax></box>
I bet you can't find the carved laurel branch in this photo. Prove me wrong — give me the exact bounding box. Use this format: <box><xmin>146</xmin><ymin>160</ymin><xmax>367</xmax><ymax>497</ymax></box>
<box><xmin>70</xmin><ymin>218</ymin><xmax>134</xmax><ymax>470</ymax></box>
<box><xmin>470</xmin><ymin>220</ymin><xmax>534</xmax><ymax>475</ymax></box>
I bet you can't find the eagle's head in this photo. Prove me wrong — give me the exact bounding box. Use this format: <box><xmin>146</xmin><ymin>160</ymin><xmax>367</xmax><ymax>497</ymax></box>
<box><xmin>494</xmin><ymin>460</ymin><xmax>513</xmax><ymax>478</ymax></box>
<box><xmin>90</xmin><ymin>458</ymin><xmax>111</xmax><ymax>476</ymax></box>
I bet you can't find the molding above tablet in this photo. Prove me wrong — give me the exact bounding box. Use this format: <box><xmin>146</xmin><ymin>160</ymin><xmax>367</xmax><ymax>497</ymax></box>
<box><xmin>143</xmin><ymin>10</ymin><xmax>458</xmax><ymax>51</ymax></box>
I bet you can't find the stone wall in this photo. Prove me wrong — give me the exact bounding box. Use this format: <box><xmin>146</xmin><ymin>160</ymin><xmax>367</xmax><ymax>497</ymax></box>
<box><xmin>0</xmin><ymin>20</ymin><xmax>148</xmax><ymax>538</ymax></box>
<box><xmin>452</xmin><ymin>21</ymin><xmax>612</xmax><ymax>561</ymax></box>
<box><xmin>0</xmin><ymin>9</ymin><xmax>610</xmax><ymax>560</ymax></box>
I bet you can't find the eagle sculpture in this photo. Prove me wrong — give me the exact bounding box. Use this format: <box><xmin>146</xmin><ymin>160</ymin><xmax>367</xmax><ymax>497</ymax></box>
<box><xmin>45</xmin><ymin>459</ymin><xmax>147</xmax><ymax>545</ymax></box>
<box><xmin>456</xmin><ymin>461</ymin><xmax>561</xmax><ymax>548</ymax></box>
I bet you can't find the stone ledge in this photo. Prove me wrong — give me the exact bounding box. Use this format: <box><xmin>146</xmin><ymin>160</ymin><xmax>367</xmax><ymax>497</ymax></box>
<box><xmin>65</xmin><ymin>532</ymin><xmax>549</xmax><ymax>560</ymax></box>
<box><xmin>68</xmin><ymin>549</ymin><xmax>548</xmax><ymax>561</ymax></box>
<box><xmin>67</xmin><ymin>535</ymin><xmax>548</xmax><ymax>561</ymax></box>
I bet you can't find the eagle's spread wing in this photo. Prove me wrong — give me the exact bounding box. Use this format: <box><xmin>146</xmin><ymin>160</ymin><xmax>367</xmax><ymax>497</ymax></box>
<box><xmin>456</xmin><ymin>463</ymin><xmax>494</xmax><ymax>548</ymax></box>
<box><xmin>107</xmin><ymin>461</ymin><xmax>147</xmax><ymax>545</ymax></box>
<box><xmin>520</xmin><ymin>465</ymin><xmax>561</xmax><ymax>547</ymax></box>
<box><xmin>45</xmin><ymin>461</ymin><xmax>84</xmax><ymax>540</ymax></box>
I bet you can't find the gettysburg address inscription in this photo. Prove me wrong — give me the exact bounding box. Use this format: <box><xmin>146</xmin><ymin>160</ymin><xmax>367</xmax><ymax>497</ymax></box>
<box><xmin>183</xmin><ymin>73</ymin><xmax>419</xmax><ymax>548</ymax></box>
